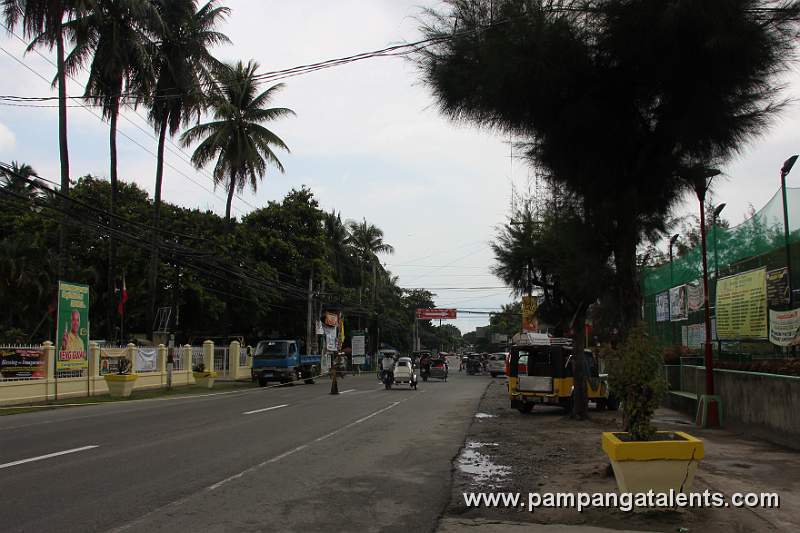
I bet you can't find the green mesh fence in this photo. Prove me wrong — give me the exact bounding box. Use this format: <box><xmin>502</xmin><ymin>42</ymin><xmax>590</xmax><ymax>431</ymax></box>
<box><xmin>641</xmin><ymin>186</ymin><xmax>800</xmax><ymax>358</ymax></box>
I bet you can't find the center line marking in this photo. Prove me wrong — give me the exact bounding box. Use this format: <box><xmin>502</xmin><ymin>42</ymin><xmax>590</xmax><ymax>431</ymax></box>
<box><xmin>243</xmin><ymin>404</ymin><xmax>288</xmax><ymax>415</ymax></box>
<box><xmin>0</xmin><ymin>445</ymin><xmax>99</xmax><ymax>470</ymax></box>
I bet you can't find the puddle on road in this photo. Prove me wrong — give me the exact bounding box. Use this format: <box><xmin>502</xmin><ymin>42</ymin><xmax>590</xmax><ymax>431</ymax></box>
<box><xmin>457</xmin><ymin>441</ymin><xmax>510</xmax><ymax>487</ymax></box>
<box><xmin>474</xmin><ymin>412</ymin><xmax>496</xmax><ymax>419</ymax></box>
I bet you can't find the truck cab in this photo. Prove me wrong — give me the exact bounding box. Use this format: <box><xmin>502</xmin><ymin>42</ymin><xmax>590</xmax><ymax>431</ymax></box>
<box><xmin>251</xmin><ymin>339</ymin><xmax>319</xmax><ymax>386</ymax></box>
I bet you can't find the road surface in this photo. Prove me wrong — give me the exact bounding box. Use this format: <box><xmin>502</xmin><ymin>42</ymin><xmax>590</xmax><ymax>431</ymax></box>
<box><xmin>0</xmin><ymin>368</ymin><xmax>489</xmax><ymax>532</ymax></box>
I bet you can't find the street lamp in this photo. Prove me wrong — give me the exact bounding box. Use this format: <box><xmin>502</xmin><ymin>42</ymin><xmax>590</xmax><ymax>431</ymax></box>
<box><xmin>678</xmin><ymin>165</ymin><xmax>722</xmax><ymax>428</ymax></box>
<box><xmin>781</xmin><ymin>155</ymin><xmax>798</xmax><ymax>308</ymax></box>
<box><xmin>712</xmin><ymin>203</ymin><xmax>726</xmax><ymax>359</ymax></box>
<box><xmin>669</xmin><ymin>234</ymin><xmax>680</xmax><ymax>347</ymax></box>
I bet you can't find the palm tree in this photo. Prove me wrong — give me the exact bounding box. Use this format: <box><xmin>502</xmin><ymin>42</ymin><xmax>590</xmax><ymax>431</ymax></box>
<box><xmin>63</xmin><ymin>0</ymin><xmax>161</xmax><ymax>339</ymax></box>
<box><xmin>347</xmin><ymin>218</ymin><xmax>394</xmax><ymax>302</ymax></box>
<box><xmin>147</xmin><ymin>0</ymin><xmax>229</xmax><ymax>332</ymax></box>
<box><xmin>0</xmin><ymin>161</ymin><xmax>39</xmax><ymax>198</ymax></box>
<box><xmin>180</xmin><ymin>59</ymin><xmax>294</xmax><ymax>222</ymax></box>
<box><xmin>324</xmin><ymin>210</ymin><xmax>350</xmax><ymax>283</ymax></box>
<box><xmin>3</xmin><ymin>0</ymin><xmax>81</xmax><ymax>277</ymax></box>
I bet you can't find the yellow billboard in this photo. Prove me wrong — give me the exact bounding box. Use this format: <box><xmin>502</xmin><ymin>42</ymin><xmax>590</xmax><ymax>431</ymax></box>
<box><xmin>715</xmin><ymin>267</ymin><xmax>767</xmax><ymax>339</ymax></box>
<box><xmin>522</xmin><ymin>295</ymin><xmax>538</xmax><ymax>333</ymax></box>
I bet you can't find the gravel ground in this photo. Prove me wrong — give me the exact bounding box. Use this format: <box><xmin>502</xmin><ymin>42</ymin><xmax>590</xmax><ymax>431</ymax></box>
<box><xmin>440</xmin><ymin>377</ymin><xmax>796</xmax><ymax>532</ymax></box>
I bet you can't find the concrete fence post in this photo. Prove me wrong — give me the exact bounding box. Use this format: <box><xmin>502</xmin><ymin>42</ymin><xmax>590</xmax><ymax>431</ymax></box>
<box><xmin>89</xmin><ymin>342</ymin><xmax>100</xmax><ymax>396</ymax></box>
<box><xmin>127</xmin><ymin>343</ymin><xmax>136</xmax><ymax>373</ymax></box>
<box><xmin>203</xmin><ymin>340</ymin><xmax>214</xmax><ymax>373</ymax></box>
<box><xmin>183</xmin><ymin>344</ymin><xmax>192</xmax><ymax>384</ymax></box>
<box><xmin>157</xmin><ymin>344</ymin><xmax>167</xmax><ymax>373</ymax></box>
<box><xmin>43</xmin><ymin>341</ymin><xmax>54</xmax><ymax>400</ymax></box>
<box><xmin>229</xmin><ymin>341</ymin><xmax>240</xmax><ymax>380</ymax></box>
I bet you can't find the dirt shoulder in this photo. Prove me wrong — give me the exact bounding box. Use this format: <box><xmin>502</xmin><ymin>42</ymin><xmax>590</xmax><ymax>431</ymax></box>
<box><xmin>439</xmin><ymin>378</ymin><xmax>800</xmax><ymax>532</ymax></box>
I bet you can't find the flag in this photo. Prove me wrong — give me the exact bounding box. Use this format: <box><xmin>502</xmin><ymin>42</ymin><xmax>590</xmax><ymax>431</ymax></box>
<box><xmin>117</xmin><ymin>274</ymin><xmax>128</xmax><ymax>317</ymax></box>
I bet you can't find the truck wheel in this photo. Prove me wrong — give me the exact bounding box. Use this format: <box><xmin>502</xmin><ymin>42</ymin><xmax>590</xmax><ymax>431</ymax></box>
<box><xmin>516</xmin><ymin>403</ymin><xmax>533</xmax><ymax>414</ymax></box>
<box><xmin>258</xmin><ymin>377</ymin><xmax>267</xmax><ymax>387</ymax></box>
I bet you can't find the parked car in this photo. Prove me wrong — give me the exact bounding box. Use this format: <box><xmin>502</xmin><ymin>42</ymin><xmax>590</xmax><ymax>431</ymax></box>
<box><xmin>487</xmin><ymin>352</ymin><xmax>507</xmax><ymax>377</ymax></box>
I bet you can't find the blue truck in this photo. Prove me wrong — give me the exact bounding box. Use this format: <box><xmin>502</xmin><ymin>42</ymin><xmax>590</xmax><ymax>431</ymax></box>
<box><xmin>251</xmin><ymin>339</ymin><xmax>321</xmax><ymax>386</ymax></box>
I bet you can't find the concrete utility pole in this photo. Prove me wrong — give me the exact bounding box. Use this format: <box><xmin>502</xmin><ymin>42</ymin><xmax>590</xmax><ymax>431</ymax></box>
<box><xmin>306</xmin><ymin>271</ymin><xmax>314</xmax><ymax>355</ymax></box>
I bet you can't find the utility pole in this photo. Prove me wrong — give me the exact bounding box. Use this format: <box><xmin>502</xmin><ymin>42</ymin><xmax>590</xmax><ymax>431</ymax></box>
<box><xmin>306</xmin><ymin>270</ymin><xmax>314</xmax><ymax>355</ymax></box>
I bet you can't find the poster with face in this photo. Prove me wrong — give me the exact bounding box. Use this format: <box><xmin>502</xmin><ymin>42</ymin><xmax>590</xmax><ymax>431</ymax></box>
<box><xmin>670</xmin><ymin>285</ymin><xmax>688</xmax><ymax>322</ymax></box>
<box><xmin>655</xmin><ymin>292</ymin><xmax>670</xmax><ymax>322</ymax></box>
<box><xmin>56</xmin><ymin>281</ymin><xmax>90</xmax><ymax>371</ymax></box>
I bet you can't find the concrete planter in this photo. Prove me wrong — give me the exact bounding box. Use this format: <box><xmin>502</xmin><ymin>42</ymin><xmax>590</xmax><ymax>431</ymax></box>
<box><xmin>193</xmin><ymin>371</ymin><xmax>218</xmax><ymax>389</ymax></box>
<box><xmin>104</xmin><ymin>374</ymin><xmax>138</xmax><ymax>398</ymax></box>
<box><xmin>602</xmin><ymin>431</ymin><xmax>704</xmax><ymax>494</ymax></box>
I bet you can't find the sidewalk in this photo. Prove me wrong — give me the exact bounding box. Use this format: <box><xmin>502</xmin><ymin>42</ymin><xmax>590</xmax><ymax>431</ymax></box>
<box><xmin>439</xmin><ymin>379</ymin><xmax>800</xmax><ymax>532</ymax></box>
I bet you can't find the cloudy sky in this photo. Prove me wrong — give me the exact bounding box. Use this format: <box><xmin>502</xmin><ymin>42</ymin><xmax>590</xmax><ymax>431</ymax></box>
<box><xmin>1</xmin><ymin>0</ymin><xmax>799</xmax><ymax>333</ymax></box>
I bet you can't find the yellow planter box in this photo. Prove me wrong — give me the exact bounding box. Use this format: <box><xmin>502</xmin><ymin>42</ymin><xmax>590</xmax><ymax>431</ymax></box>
<box><xmin>103</xmin><ymin>373</ymin><xmax>138</xmax><ymax>398</ymax></box>
<box><xmin>602</xmin><ymin>431</ymin><xmax>704</xmax><ymax>494</ymax></box>
<box><xmin>193</xmin><ymin>371</ymin><xmax>218</xmax><ymax>389</ymax></box>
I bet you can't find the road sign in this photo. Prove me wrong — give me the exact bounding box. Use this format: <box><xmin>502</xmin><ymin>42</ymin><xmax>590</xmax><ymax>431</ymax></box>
<box><xmin>416</xmin><ymin>308</ymin><xmax>457</xmax><ymax>320</ymax></box>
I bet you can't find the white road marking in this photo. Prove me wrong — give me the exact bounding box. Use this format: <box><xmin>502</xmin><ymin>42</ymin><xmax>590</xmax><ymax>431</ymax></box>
<box><xmin>242</xmin><ymin>404</ymin><xmax>288</xmax><ymax>415</ymax></box>
<box><xmin>339</xmin><ymin>389</ymin><xmax>356</xmax><ymax>394</ymax></box>
<box><xmin>209</xmin><ymin>399</ymin><xmax>406</xmax><ymax>491</ymax></box>
<box><xmin>0</xmin><ymin>445</ymin><xmax>98</xmax><ymax>470</ymax></box>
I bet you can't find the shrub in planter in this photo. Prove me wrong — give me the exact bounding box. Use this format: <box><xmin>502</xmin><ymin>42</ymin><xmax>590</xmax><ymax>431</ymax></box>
<box><xmin>192</xmin><ymin>362</ymin><xmax>217</xmax><ymax>389</ymax></box>
<box><xmin>103</xmin><ymin>357</ymin><xmax>138</xmax><ymax>398</ymax></box>
<box><xmin>602</xmin><ymin>324</ymin><xmax>703</xmax><ymax>495</ymax></box>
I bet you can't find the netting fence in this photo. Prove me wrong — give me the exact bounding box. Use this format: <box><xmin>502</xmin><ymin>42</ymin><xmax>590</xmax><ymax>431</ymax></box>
<box><xmin>642</xmin><ymin>186</ymin><xmax>800</xmax><ymax>364</ymax></box>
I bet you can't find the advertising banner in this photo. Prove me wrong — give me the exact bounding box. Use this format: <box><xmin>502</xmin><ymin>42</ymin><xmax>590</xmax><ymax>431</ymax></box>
<box><xmin>323</xmin><ymin>312</ymin><xmax>339</xmax><ymax>327</ymax></box>
<box><xmin>684</xmin><ymin>324</ymin><xmax>706</xmax><ymax>349</ymax></box>
<box><xmin>769</xmin><ymin>308</ymin><xmax>800</xmax><ymax>346</ymax></box>
<box><xmin>687</xmin><ymin>281</ymin><xmax>705</xmax><ymax>312</ymax></box>
<box><xmin>351</xmin><ymin>333</ymin><xmax>365</xmax><ymax>357</ymax></box>
<box><xmin>323</xmin><ymin>325</ymin><xmax>338</xmax><ymax>351</ymax></box>
<box><xmin>521</xmin><ymin>296</ymin><xmax>538</xmax><ymax>332</ymax></box>
<box><xmin>135</xmin><ymin>347</ymin><xmax>157</xmax><ymax>372</ymax></box>
<box><xmin>767</xmin><ymin>267</ymin><xmax>790</xmax><ymax>308</ymax></box>
<box><xmin>0</xmin><ymin>347</ymin><xmax>45</xmax><ymax>378</ymax></box>
<box><xmin>655</xmin><ymin>292</ymin><xmax>670</xmax><ymax>322</ymax></box>
<box><xmin>670</xmin><ymin>285</ymin><xmax>688</xmax><ymax>322</ymax></box>
<box><xmin>56</xmin><ymin>281</ymin><xmax>90</xmax><ymax>370</ymax></box>
<box><xmin>416</xmin><ymin>308</ymin><xmax>457</xmax><ymax>320</ymax></box>
<box><xmin>715</xmin><ymin>267</ymin><xmax>768</xmax><ymax>339</ymax></box>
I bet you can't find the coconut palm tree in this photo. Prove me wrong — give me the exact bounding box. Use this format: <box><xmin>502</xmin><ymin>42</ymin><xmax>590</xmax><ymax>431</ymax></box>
<box><xmin>3</xmin><ymin>0</ymin><xmax>82</xmax><ymax>277</ymax></box>
<box><xmin>347</xmin><ymin>218</ymin><xmax>394</xmax><ymax>302</ymax></box>
<box><xmin>146</xmin><ymin>0</ymin><xmax>229</xmax><ymax>332</ymax></box>
<box><xmin>324</xmin><ymin>210</ymin><xmax>350</xmax><ymax>283</ymax></box>
<box><xmin>180</xmin><ymin>59</ymin><xmax>294</xmax><ymax>222</ymax></box>
<box><xmin>63</xmin><ymin>0</ymin><xmax>162</xmax><ymax>339</ymax></box>
<box><xmin>0</xmin><ymin>161</ymin><xmax>39</xmax><ymax>198</ymax></box>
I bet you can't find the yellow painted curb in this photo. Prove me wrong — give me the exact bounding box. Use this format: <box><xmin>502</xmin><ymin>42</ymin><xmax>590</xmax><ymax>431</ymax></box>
<box><xmin>602</xmin><ymin>431</ymin><xmax>704</xmax><ymax>461</ymax></box>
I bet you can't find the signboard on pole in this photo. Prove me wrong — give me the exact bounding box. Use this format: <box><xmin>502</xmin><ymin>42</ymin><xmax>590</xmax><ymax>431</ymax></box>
<box><xmin>351</xmin><ymin>330</ymin><xmax>366</xmax><ymax>365</ymax></box>
<box><xmin>670</xmin><ymin>285</ymin><xmax>688</xmax><ymax>322</ymax></box>
<box><xmin>56</xmin><ymin>281</ymin><xmax>90</xmax><ymax>371</ymax></box>
<box><xmin>655</xmin><ymin>292</ymin><xmax>670</xmax><ymax>322</ymax></box>
<box><xmin>769</xmin><ymin>308</ymin><xmax>800</xmax><ymax>346</ymax></box>
<box><xmin>416</xmin><ymin>308</ymin><xmax>457</xmax><ymax>320</ymax></box>
<box><xmin>715</xmin><ymin>267</ymin><xmax>768</xmax><ymax>339</ymax></box>
<box><xmin>522</xmin><ymin>295</ymin><xmax>538</xmax><ymax>332</ymax></box>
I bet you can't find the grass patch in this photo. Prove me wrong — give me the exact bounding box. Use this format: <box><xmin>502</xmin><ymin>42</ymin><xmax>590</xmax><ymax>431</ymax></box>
<box><xmin>0</xmin><ymin>380</ymin><xmax>258</xmax><ymax>416</ymax></box>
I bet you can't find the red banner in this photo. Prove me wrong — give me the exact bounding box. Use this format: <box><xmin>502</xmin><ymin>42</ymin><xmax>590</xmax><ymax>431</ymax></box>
<box><xmin>416</xmin><ymin>308</ymin><xmax>457</xmax><ymax>320</ymax></box>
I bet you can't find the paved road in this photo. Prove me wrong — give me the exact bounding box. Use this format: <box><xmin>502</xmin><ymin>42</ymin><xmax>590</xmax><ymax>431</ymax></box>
<box><xmin>0</xmin><ymin>367</ymin><xmax>489</xmax><ymax>533</ymax></box>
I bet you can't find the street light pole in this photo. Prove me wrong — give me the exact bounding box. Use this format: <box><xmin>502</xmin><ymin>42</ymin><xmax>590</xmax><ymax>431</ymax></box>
<box><xmin>713</xmin><ymin>203</ymin><xmax>726</xmax><ymax>358</ymax></box>
<box><xmin>680</xmin><ymin>165</ymin><xmax>722</xmax><ymax>428</ymax></box>
<box><xmin>781</xmin><ymin>155</ymin><xmax>798</xmax><ymax>308</ymax></box>
<box><xmin>669</xmin><ymin>234</ymin><xmax>680</xmax><ymax>347</ymax></box>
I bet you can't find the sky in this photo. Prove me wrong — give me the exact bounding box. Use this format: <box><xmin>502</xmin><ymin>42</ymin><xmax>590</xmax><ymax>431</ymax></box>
<box><xmin>1</xmin><ymin>0</ymin><xmax>800</xmax><ymax>334</ymax></box>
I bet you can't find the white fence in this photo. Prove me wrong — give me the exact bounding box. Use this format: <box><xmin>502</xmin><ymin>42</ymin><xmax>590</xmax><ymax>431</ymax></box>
<box><xmin>239</xmin><ymin>347</ymin><xmax>250</xmax><ymax>367</ymax></box>
<box><xmin>192</xmin><ymin>347</ymin><xmax>204</xmax><ymax>369</ymax></box>
<box><xmin>213</xmin><ymin>346</ymin><xmax>228</xmax><ymax>373</ymax></box>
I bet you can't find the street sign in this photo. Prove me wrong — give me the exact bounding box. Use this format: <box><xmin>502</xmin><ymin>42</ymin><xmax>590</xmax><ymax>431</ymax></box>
<box><xmin>416</xmin><ymin>308</ymin><xmax>457</xmax><ymax>320</ymax></box>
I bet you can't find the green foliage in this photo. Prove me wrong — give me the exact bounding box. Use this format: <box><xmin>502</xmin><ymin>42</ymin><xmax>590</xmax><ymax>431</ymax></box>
<box><xmin>607</xmin><ymin>324</ymin><xmax>666</xmax><ymax>441</ymax></box>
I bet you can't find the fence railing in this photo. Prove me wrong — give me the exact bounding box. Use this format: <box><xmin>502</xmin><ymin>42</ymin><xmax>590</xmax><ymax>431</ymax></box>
<box><xmin>191</xmin><ymin>347</ymin><xmax>204</xmax><ymax>369</ymax></box>
<box><xmin>213</xmin><ymin>346</ymin><xmax>228</xmax><ymax>373</ymax></box>
<box><xmin>239</xmin><ymin>346</ymin><xmax>250</xmax><ymax>367</ymax></box>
